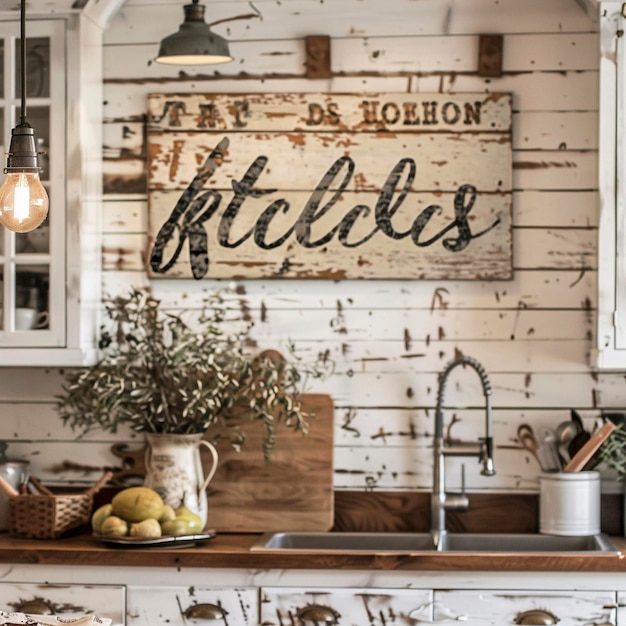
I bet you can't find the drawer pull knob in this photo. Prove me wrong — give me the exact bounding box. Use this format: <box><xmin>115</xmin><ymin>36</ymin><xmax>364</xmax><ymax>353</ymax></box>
<box><xmin>296</xmin><ymin>604</ymin><xmax>341</xmax><ymax>624</ymax></box>
<box><xmin>515</xmin><ymin>609</ymin><xmax>559</xmax><ymax>625</ymax></box>
<box><xmin>183</xmin><ymin>603</ymin><xmax>228</xmax><ymax>620</ymax></box>
<box><xmin>16</xmin><ymin>600</ymin><xmax>54</xmax><ymax>615</ymax></box>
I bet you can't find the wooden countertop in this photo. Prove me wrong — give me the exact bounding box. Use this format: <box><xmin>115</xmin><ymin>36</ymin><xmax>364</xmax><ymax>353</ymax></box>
<box><xmin>0</xmin><ymin>532</ymin><xmax>623</xmax><ymax>572</ymax></box>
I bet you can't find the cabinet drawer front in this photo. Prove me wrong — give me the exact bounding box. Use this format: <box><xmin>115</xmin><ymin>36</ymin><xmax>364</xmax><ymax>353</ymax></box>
<box><xmin>127</xmin><ymin>586</ymin><xmax>257</xmax><ymax>626</ymax></box>
<box><xmin>435</xmin><ymin>589</ymin><xmax>617</xmax><ymax>626</ymax></box>
<box><xmin>0</xmin><ymin>582</ymin><xmax>124</xmax><ymax>626</ymax></box>
<box><xmin>261</xmin><ymin>587</ymin><xmax>433</xmax><ymax>625</ymax></box>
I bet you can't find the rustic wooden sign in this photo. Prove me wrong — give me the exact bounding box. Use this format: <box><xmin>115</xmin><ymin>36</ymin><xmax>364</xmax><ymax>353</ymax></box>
<box><xmin>146</xmin><ymin>93</ymin><xmax>513</xmax><ymax>280</ymax></box>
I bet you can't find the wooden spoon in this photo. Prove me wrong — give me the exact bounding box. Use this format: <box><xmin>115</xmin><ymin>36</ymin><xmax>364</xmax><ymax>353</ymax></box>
<box><xmin>0</xmin><ymin>475</ymin><xmax>19</xmax><ymax>497</ymax></box>
<box><xmin>564</xmin><ymin>421</ymin><xmax>616</xmax><ymax>472</ymax></box>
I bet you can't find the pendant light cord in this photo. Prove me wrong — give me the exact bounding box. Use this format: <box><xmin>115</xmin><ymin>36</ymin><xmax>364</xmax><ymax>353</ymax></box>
<box><xmin>19</xmin><ymin>0</ymin><xmax>26</xmax><ymax>124</ymax></box>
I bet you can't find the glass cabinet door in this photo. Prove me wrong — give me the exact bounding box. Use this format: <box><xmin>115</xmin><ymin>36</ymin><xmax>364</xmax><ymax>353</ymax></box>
<box><xmin>0</xmin><ymin>20</ymin><xmax>64</xmax><ymax>346</ymax></box>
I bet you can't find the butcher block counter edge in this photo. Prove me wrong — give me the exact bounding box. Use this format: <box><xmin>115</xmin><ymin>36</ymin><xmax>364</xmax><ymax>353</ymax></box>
<box><xmin>0</xmin><ymin>533</ymin><xmax>623</xmax><ymax>572</ymax></box>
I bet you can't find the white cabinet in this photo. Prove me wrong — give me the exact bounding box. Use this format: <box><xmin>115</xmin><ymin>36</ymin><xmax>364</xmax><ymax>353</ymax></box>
<box><xmin>260</xmin><ymin>587</ymin><xmax>618</xmax><ymax>626</ymax></box>
<box><xmin>434</xmin><ymin>589</ymin><xmax>616</xmax><ymax>626</ymax></box>
<box><xmin>0</xmin><ymin>582</ymin><xmax>124</xmax><ymax>625</ymax></box>
<box><xmin>0</xmin><ymin>13</ymin><xmax>102</xmax><ymax>366</ymax></box>
<box><xmin>260</xmin><ymin>587</ymin><xmax>433</xmax><ymax>625</ymax></box>
<box><xmin>127</xmin><ymin>586</ymin><xmax>257</xmax><ymax>626</ymax></box>
<box><xmin>0</xmin><ymin>565</ymin><xmax>624</xmax><ymax>626</ymax></box>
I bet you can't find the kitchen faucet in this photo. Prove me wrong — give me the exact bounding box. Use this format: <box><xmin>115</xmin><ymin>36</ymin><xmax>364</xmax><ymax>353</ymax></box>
<box><xmin>431</xmin><ymin>356</ymin><xmax>495</xmax><ymax>550</ymax></box>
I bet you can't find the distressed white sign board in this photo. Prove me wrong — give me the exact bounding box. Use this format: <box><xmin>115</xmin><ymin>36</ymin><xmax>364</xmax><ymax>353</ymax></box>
<box><xmin>146</xmin><ymin>93</ymin><xmax>513</xmax><ymax>280</ymax></box>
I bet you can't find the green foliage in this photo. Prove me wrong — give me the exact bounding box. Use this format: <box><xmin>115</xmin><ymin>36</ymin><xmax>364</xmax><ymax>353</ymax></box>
<box><xmin>598</xmin><ymin>424</ymin><xmax>626</xmax><ymax>479</ymax></box>
<box><xmin>55</xmin><ymin>289</ymin><xmax>332</xmax><ymax>457</ymax></box>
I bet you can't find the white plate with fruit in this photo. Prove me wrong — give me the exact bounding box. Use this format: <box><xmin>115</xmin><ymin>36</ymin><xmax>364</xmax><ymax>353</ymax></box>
<box><xmin>91</xmin><ymin>486</ymin><xmax>216</xmax><ymax>548</ymax></box>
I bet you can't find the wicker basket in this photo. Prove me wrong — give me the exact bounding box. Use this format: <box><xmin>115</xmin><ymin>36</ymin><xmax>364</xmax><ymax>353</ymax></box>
<box><xmin>9</xmin><ymin>493</ymin><xmax>94</xmax><ymax>539</ymax></box>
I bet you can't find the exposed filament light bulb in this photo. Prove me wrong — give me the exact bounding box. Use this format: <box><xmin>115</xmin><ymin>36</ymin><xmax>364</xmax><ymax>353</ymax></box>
<box><xmin>0</xmin><ymin>123</ymin><xmax>49</xmax><ymax>233</ymax></box>
<box><xmin>0</xmin><ymin>171</ymin><xmax>48</xmax><ymax>232</ymax></box>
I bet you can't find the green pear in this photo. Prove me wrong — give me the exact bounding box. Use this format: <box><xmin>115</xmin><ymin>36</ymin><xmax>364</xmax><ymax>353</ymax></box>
<box><xmin>174</xmin><ymin>504</ymin><xmax>203</xmax><ymax>532</ymax></box>
<box><xmin>160</xmin><ymin>518</ymin><xmax>191</xmax><ymax>536</ymax></box>
<box><xmin>91</xmin><ymin>503</ymin><xmax>114</xmax><ymax>534</ymax></box>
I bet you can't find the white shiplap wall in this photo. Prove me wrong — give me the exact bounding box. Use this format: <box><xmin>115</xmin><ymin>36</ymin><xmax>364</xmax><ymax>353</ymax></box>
<box><xmin>1</xmin><ymin>0</ymin><xmax>619</xmax><ymax>496</ymax></box>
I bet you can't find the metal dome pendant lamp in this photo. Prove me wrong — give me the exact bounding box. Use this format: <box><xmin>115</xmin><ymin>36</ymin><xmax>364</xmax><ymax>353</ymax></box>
<box><xmin>0</xmin><ymin>0</ymin><xmax>49</xmax><ymax>233</ymax></box>
<box><xmin>155</xmin><ymin>0</ymin><xmax>233</xmax><ymax>66</ymax></box>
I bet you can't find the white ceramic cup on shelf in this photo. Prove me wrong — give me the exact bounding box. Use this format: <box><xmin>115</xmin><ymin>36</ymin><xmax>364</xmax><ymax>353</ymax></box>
<box><xmin>15</xmin><ymin>307</ymin><xmax>48</xmax><ymax>330</ymax></box>
<box><xmin>539</xmin><ymin>471</ymin><xmax>600</xmax><ymax>536</ymax></box>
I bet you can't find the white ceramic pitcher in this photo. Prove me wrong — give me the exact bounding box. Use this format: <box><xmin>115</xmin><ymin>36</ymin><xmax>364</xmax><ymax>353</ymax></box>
<box><xmin>143</xmin><ymin>432</ymin><xmax>218</xmax><ymax>529</ymax></box>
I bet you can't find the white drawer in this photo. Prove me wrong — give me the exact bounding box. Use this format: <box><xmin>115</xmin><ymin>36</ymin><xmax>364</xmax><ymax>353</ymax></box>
<box><xmin>127</xmin><ymin>586</ymin><xmax>257</xmax><ymax>626</ymax></box>
<box><xmin>435</xmin><ymin>589</ymin><xmax>617</xmax><ymax>626</ymax></box>
<box><xmin>260</xmin><ymin>587</ymin><xmax>433</xmax><ymax>625</ymax></box>
<box><xmin>0</xmin><ymin>582</ymin><xmax>125</xmax><ymax>626</ymax></box>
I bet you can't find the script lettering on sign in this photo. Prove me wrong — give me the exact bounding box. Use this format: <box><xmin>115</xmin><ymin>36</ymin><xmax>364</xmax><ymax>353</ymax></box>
<box><xmin>147</xmin><ymin>93</ymin><xmax>513</xmax><ymax>280</ymax></box>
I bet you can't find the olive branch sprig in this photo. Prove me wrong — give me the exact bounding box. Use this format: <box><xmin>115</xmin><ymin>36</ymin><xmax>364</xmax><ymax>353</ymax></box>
<box><xmin>55</xmin><ymin>288</ymin><xmax>333</xmax><ymax>459</ymax></box>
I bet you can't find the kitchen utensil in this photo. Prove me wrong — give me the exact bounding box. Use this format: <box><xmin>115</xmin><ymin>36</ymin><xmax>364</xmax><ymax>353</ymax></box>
<box><xmin>539</xmin><ymin>429</ymin><xmax>562</xmax><ymax>472</ymax></box>
<box><xmin>205</xmin><ymin>393</ymin><xmax>334</xmax><ymax>532</ymax></box>
<box><xmin>517</xmin><ymin>424</ymin><xmax>547</xmax><ymax>472</ymax></box>
<box><xmin>0</xmin><ymin>475</ymin><xmax>19</xmax><ymax>498</ymax></box>
<box><xmin>564</xmin><ymin>421</ymin><xmax>616</xmax><ymax>472</ymax></box>
<box><xmin>567</xmin><ymin>427</ymin><xmax>591</xmax><ymax>460</ymax></box>
<box><xmin>84</xmin><ymin>471</ymin><xmax>114</xmax><ymax>497</ymax></box>
<box><xmin>0</xmin><ymin>457</ymin><xmax>29</xmax><ymax>530</ymax></box>
<box><xmin>570</xmin><ymin>409</ymin><xmax>586</xmax><ymax>433</ymax></box>
<box><xmin>554</xmin><ymin>417</ymin><xmax>581</xmax><ymax>465</ymax></box>
<box><xmin>566</xmin><ymin>409</ymin><xmax>592</xmax><ymax>458</ymax></box>
<box><xmin>29</xmin><ymin>475</ymin><xmax>54</xmax><ymax>496</ymax></box>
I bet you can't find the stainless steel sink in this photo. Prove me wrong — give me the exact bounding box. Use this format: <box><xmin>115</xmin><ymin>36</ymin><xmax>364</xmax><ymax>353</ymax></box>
<box><xmin>250</xmin><ymin>531</ymin><xmax>620</xmax><ymax>554</ymax></box>
<box><xmin>251</xmin><ymin>532</ymin><xmax>437</xmax><ymax>553</ymax></box>
<box><xmin>438</xmin><ymin>532</ymin><xmax>618</xmax><ymax>553</ymax></box>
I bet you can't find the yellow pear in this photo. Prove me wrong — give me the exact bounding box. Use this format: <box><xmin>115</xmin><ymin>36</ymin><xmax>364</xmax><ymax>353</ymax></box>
<box><xmin>159</xmin><ymin>505</ymin><xmax>176</xmax><ymax>523</ymax></box>
<box><xmin>174</xmin><ymin>504</ymin><xmax>203</xmax><ymax>532</ymax></box>
<box><xmin>99</xmin><ymin>515</ymin><xmax>128</xmax><ymax>537</ymax></box>
<box><xmin>129</xmin><ymin>518</ymin><xmax>162</xmax><ymax>538</ymax></box>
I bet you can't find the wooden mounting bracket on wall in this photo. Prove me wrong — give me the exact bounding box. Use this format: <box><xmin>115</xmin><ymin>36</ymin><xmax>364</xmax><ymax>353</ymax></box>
<box><xmin>305</xmin><ymin>35</ymin><xmax>332</xmax><ymax>79</ymax></box>
<box><xmin>478</xmin><ymin>34</ymin><xmax>503</xmax><ymax>77</ymax></box>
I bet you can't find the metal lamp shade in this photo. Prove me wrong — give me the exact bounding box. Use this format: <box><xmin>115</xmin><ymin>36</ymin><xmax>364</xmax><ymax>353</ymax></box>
<box><xmin>155</xmin><ymin>1</ymin><xmax>233</xmax><ymax>65</ymax></box>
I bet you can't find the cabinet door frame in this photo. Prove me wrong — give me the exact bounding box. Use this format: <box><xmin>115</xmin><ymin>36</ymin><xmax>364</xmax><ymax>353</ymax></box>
<box><xmin>596</xmin><ymin>1</ymin><xmax>626</xmax><ymax>369</ymax></box>
<box><xmin>0</xmin><ymin>18</ymin><xmax>65</xmax><ymax>348</ymax></box>
<box><xmin>0</xmin><ymin>12</ymin><xmax>102</xmax><ymax>365</ymax></box>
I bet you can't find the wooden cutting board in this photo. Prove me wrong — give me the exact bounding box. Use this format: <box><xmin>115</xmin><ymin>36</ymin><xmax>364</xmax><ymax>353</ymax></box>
<box><xmin>203</xmin><ymin>393</ymin><xmax>334</xmax><ymax>532</ymax></box>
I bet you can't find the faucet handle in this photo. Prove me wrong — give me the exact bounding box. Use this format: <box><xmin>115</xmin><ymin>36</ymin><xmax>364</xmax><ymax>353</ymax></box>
<box><xmin>479</xmin><ymin>437</ymin><xmax>496</xmax><ymax>476</ymax></box>
<box><xmin>481</xmin><ymin>456</ymin><xmax>496</xmax><ymax>476</ymax></box>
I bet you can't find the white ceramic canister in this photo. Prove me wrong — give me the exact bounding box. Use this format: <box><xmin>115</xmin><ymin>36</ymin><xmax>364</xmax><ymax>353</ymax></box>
<box><xmin>539</xmin><ymin>471</ymin><xmax>600</xmax><ymax>536</ymax></box>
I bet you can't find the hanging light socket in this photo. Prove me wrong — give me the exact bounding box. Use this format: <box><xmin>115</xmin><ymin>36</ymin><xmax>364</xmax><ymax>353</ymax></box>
<box><xmin>0</xmin><ymin>0</ymin><xmax>49</xmax><ymax>233</ymax></box>
<box><xmin>6</xmin><ymin>122</ymin><xmax>40</xmax><ymax>171</ymax></box>
<box><xmin>155</xmin><ymin>0</ymin><xmax>233</xmax><ymax>66</ymax></box>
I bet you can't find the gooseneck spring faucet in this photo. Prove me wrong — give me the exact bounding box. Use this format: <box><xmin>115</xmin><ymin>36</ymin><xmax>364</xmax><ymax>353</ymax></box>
<box><xmin>431</xmin><ymin>356</ymin><xmax>496</xmax><ymax>549</ymax></box>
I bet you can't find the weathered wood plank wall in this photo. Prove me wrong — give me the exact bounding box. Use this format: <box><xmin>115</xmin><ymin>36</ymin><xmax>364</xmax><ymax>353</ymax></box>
<box><xmin>0</xmin><ymin>0</ymin><xmax>619</xmax><ymax>496</ymax></box>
